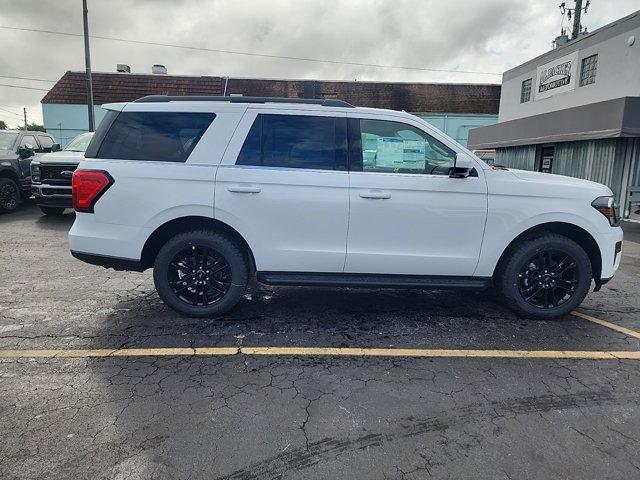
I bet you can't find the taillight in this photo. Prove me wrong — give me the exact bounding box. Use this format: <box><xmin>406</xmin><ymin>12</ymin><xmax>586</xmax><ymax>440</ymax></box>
<box><xmin>72</xmin><ymin>170</ymin><xmax>113</xmax><ymax>213</ymax></box>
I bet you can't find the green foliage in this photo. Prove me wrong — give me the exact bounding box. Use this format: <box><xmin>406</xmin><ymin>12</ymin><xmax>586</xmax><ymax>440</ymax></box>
<box><xmin>26</xmin><ymin>123</ymin><xmax>45</xmax><ymax>132</ymax></box>
<box><xmin>0</xmin><ymin>120</ymin><xmax>6</xmax><ymax>130</ymax></box>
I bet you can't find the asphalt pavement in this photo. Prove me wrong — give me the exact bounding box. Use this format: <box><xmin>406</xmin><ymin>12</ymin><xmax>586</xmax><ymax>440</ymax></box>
<box><xmin>1</xmin><ymin>200</ymin><xmax>640</xmax><ymax>480</ymax></box>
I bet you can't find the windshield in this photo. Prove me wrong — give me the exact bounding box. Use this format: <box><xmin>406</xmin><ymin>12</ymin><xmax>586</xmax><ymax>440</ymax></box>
<box><xmin>64</xmin><ymin>132</ymin><xmax>94</xmax><ymax>152</ymax></box>
<box><xmin>0</xmin><ymin>132</ymin><xmax>19</xmax><ymax>150</ymax></box>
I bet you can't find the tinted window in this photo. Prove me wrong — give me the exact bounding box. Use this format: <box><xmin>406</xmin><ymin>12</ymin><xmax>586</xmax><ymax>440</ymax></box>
<box><xmin>236</xmin><ymin>114</ymin><xmax>347</xmax><ymax>171</ymax></box>
<box><xmin>37</xmin><ymin>135</ymin><xmax>54</xmax><ymax>150</ymax></box>
<box><xmin>96</xmin><ymin>112</ymin><xmax>215</xmax><ymax>162</ymax></box>
<box><xmin>350</xmin><ymin>119</ymin><xmax>456</xmax><ymax>175</ymax></box>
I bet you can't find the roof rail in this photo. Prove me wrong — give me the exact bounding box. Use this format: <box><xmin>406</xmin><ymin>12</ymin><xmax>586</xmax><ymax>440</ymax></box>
<box><xmin>133</xmin><ymin>95</ymin><xmax>355</xmax><ymax>108</ymax></box>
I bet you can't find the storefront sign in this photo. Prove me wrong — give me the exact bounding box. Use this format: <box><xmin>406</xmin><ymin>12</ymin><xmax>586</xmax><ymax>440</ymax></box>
<box><xmin>534</xmin><ymin>51</ymin><xmax>579</xmax><ymax>101</ymax></box>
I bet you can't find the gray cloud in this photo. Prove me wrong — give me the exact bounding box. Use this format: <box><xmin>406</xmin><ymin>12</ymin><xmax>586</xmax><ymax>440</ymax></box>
<box><xmin>0</xmin><ymin>0</ymin><xmax>638</xmax><ymax>127</ymax></box>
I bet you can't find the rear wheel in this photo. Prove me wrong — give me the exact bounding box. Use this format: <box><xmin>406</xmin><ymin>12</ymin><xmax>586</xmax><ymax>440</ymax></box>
<box><xmin>498</xmin><ymin>234</ymin><xmax>592</xmax><ymax>318</ymax></box>
<box><xmin>39</xmin><ymin>206</ymin><xmax>66</xmax><ymax>216</ymax></box>
<box><xmin>0</xmin><ymin>178</ymin><xmax>20</xmax><ymax>213</ymax></box>
<box><xmin>153</xmin><ymin>230</ymin><xmax>249</xmax><ymax>317</ymax></box>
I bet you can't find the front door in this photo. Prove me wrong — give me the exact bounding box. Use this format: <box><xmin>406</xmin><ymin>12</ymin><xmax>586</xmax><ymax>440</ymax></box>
<box><xmin>18</xmin><ymin>134</ymin><xmax>40</xmax><ymax>181</ymax></box>
<box><xmin>215</xmin><ymin>110</ymin><xmax>350</xmax><ymax>273</ymax></box>
<box><xmin>539</xmin><ymin>146</ymin><xmax>554</xmax><ymax>173</ymax></box>
<box><xmin>345</xmin><ymin>115</ymin><xmax>488</xmax><ymax>276</ymax></box>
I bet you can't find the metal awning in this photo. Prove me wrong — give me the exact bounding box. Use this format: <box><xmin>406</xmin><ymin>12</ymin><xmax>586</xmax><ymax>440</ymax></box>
<box><xmin>468</xmin><ymin>97</ymin><xmax>640</xmax><ymax>150</ymax></box>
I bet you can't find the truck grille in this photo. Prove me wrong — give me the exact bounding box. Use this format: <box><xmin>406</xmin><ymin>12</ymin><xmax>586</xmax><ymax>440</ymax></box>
<box><xmin>40</xmin><ymin>164</ymin><xmax>77</xmax><ymax>186</ymax></box>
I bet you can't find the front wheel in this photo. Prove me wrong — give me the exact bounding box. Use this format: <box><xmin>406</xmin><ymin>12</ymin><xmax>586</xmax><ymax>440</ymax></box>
<box><xmin>0</xmin><ymin>178</ymin><xmax>20</xmax><ymax>213</ymax></box>
<box><xmin>153</xmin><ymin>230</ymin><xmax>249</xmax><ymax>317</ymax></box>
<box><xmin>498</xmin><ymin>234</ymin><xmax>592</xmax><ymax>319</ymax></box>
<box><xmin>39</xmin><ymin>206</ymin><xmax>66</xmax><ymax>216</ymax></box>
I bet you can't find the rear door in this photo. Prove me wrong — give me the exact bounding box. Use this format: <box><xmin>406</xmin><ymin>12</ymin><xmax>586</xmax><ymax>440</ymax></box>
<box><xmin>215</xmin><ymin>109</ymin><xmax>349</xmax><ymax>272</ymax></box>
<box><xmin>345</xmin><ymin>114</ymin><xmax>488</xmax><ymax>276</ymax></box>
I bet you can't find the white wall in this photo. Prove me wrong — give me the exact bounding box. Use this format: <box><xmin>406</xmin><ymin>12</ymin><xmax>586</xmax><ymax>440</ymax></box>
<box><xmin>499</xmin><ymin>17</ymin><xmax>640</xmax><ymax>122</ymax></box>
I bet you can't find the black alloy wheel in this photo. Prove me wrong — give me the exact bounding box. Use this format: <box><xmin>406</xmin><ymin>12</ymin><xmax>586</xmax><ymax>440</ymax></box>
<box><xmin>153</xmin><ymin>230</ymin><xmax>249</xmax><ymax>317</ymax></box>
<box><xmin>168</xmin><ymin>244</ymin><xmax>232</xmax><ymax>307</ymax></box>
<box><xmin>517</xmin><ymin>250</ymin><xmax>579</xmax><ymax>309</ymax></box>
<box><xmin>498</xmin><ymin>233</ymin><xmax>592</xmax><ymax>319</ymax></box>
<box><xmin>0</xmin><ymin>178</ymin><xmax>20</xmax><ymax>213</ymax></box>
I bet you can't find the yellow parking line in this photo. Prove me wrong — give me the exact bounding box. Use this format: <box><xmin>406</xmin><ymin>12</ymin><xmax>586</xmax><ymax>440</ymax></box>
<box><xmin>0</xmin><ymin>312</ymin><xmax>637</xmax><ymax>360</ymax></box>
<box><xmin>0</xmin><ymin>346</ymin><xmax>639</xmax><ymax>360</ymax></box>
<box><xmin>571</xmin><ymin>310</ymin><xmax>640</xmax><ymax>340</ymax></box>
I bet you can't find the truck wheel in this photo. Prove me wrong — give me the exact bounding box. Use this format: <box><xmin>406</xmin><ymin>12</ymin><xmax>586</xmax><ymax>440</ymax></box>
<box><xmin>153</xmin><ymin>230</ymin><xmax>249</xmax><ymax>317</ymax></box>
<box><xmin>0</xmin><ymin>178</ymin><xmax>20</xmax><ymax>213</ymax></box>
<box><xmin>498</xmin><ymin>234</ymin><xmax>592</xmax><ymax>319</ymax></box>
<box><xmin>39</xmin><ymin>206</ymin><xmax>66</xmax><ymax>216</ymax></box>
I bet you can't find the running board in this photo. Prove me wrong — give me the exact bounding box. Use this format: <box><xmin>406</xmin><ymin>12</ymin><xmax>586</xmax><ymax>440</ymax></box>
<box><xmin>257</xmin><ymin>272</ymin><xmax>492</xmax><ymax>289</ymax></box>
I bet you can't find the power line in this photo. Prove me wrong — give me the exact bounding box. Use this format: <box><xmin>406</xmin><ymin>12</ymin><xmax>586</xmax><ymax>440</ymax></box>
<box><xmin>0</xmin><ymin>74</ymin><xmax>57</xmax><ymax>83</ymax></box>
<box><xmin>0</xmin><ymin>106</ymin><xmax>24</xmax><ymax>119</ymax></box>
<box><xmin>0</xmin><ymin>83</ymin><xmax>49</xmax><ymax>92</ymax></box>
<box><xmin>0</xmin><ymin>24</ymin><xmax>502</xmax><ymax>77</ymax></box>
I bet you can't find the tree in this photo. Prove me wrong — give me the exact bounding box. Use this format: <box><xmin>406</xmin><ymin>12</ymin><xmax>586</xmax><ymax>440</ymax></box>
<box><xmin>25</xmin><ymin>122</ymin><xmax>45</xmax><ymax>132</ymax></box>
<box><xmin>0</xmin><ymin>120</ymin><xmax>6</xmax><ymax>129</ymax></box>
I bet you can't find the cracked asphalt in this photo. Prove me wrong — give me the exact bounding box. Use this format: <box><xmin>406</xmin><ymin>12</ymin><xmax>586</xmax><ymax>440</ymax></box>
<box><xmin>2</xmin><ymin>199</ymin><xmax>640</xmax><ymax>480</ymax></box>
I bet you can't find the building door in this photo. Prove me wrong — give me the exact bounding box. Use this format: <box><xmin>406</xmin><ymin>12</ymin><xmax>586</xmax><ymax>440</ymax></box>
<box><xmin>539</xmin><ymin>146</ymin><xmax>555</xmax><ymax>173</ymax></box>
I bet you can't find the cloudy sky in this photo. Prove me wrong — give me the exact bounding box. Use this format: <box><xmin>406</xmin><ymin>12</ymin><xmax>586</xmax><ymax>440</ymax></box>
<box><xmin>0</xmin><ymin>0</ymin><xmax>638</xmax><ymax>128</ymax></box>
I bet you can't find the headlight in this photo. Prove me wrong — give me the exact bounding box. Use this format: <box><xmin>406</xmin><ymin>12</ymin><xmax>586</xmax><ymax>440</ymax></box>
<box><xmin>591</xmin><ymin>196</ymin><xmax>619</xmax><ymax>226</ymax></box>
<box><xmin>31</xmin><ymin>163</ymin><xmax>41</xmax><ymax>183</ymax></box>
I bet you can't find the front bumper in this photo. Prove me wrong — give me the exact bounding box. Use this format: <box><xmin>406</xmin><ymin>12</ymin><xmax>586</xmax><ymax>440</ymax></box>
<box><xmin>31</xmin><ymin>184</ymin><xmax>73</xmax><ymax>208</ymax></box>
<box><xmin>597</xmin><ymin>227</ymin><xmax>623</xmax><ymax>280</ymax></box>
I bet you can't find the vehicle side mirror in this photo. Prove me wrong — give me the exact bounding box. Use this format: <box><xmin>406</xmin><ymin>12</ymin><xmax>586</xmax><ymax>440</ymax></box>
<box><xmin>450</xmin><ymin>153</ymin><xmax>475</xmax><ymax>178</ymax></box>
<box><xmin>17</xmin><ymin>146</ymin><xmax>34</xmax><ymax>159</ymax></box>
<box><xmin>51</xmin><ymin>143</ymin><xmax>61</xmax><ymax>152</ymax></box>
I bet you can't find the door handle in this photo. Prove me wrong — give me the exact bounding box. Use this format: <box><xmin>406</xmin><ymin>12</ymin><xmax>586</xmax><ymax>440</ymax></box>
<box><xmin>227</xmin><ymin>185</ymin><xmax>261</xmax><ymax>194</ymax></box>
<box><xmin>359</xmin><ymin>191</ymin><xmax>391</xmax><ymax>199</ymax></box>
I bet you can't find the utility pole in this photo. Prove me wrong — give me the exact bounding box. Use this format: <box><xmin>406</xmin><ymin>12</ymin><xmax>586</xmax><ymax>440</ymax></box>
<box><xmin>82</xmin><ymin>0</ymin><xmax>95</xmax><ymax>132</ymax></box>
<box><xmin>23</xmin><ymin>108</ymin><xmax>27</xmax><ymax>131</ymax></box>
<box><xmin>571</xmin><ymin>0</ymin><xmax>583</xmax><ymax>40</ymax></box>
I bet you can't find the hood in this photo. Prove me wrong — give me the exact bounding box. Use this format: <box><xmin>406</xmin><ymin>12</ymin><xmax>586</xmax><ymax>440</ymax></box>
<box><xmin>38</xmin><ymin>151</ymin><xmax>85</xmax><ymax>164</ymax></box>
<box><xmin>508</xmin><ymin>168</ymin><xmax>613</xmax><ymax>195</ymax></box>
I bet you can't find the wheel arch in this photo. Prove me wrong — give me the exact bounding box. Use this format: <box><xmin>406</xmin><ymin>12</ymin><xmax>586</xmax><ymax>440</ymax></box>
<box><xmin>493</xmin><ymin>222</ymin><xmax>602</xmax><ymax>283</ymax></box>
<box><xmin>140</xmin><ymin>216</ymin><xmax>256</xmax><ymax>272</ymax></box>
<box><xmin>0</xmin><ymin>167</ymin><xmax>20</xmax><ymax>184</ymax></box>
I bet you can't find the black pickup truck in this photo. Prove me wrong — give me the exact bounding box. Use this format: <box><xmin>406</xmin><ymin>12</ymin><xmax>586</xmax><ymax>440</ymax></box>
<box><xmin>0</xmin><ymin>130</ymin><xmax>58</xmax><ymax>213</ymax></box>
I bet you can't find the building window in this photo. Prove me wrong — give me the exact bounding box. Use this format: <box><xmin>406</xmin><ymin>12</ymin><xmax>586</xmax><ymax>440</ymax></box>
<box><xmin>580</xmin><ymin>54</ymin><xmax>598</xmax><ymax>86</ymax></box>
<box><xmin>520</xmin><ymin>79</ymin><xmax>532</xmax><ymax>103</ymax></box>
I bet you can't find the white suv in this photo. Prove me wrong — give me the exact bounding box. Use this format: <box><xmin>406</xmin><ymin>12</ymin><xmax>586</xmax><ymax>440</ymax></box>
<box><xmin>69</xmin><ymin>96</ymin><xmax>623</xmax><ymax>319</ymax></box>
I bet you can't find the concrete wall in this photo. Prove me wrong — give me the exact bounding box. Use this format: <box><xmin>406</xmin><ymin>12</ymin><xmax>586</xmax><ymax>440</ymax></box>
<box><xmin>42</xmin><ymin>104</ymin><xmax>108</xmax><ymax>147</ymax></box>
<box><xmin>499</xmin><ymin>13</ymin><xmax>640</xmax><ymax>122</ymax></box>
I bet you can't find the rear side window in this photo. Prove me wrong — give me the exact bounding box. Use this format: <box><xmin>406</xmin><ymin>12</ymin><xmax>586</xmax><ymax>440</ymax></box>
<box><xmin>236</xmin><ymin>114</ymin><xmax>347</xmax><ymax>171</ymax></box>
<box><xmin>95</xmin><ymin>112</ymin><xmax>215</xmax><ymax>162</ymax></box>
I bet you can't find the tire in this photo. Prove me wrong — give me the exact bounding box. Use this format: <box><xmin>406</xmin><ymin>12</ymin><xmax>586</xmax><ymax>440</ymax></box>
<box><xmin>39</xmin><ymin>206</ymin><xmax>66</xmax><ymax>216</ymax></box>
<box><xmin>153</xmin><ymin>230</ymin><xmax>249</xmax><ymax>317</ymax></box>
<box><xmin>498</xmin><ymin>234</ymin><xmax>592</xmax><ymax>319</ymax></box>
<box><xmin>0</xmin><ymin>178</ymin><xmax>20</xmax><ymax>213</ymax></box>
